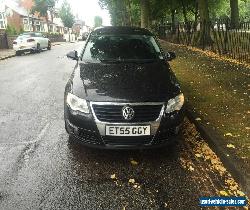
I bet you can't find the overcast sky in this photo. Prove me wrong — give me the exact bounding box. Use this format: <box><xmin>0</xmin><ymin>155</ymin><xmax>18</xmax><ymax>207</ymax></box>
<box><xmin>56</xmin><ymin>0</ymin><xmax>111</xmax><ymax>27</ymax></box>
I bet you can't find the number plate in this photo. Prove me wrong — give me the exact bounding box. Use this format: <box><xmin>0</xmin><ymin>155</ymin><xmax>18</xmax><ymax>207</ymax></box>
<box><xmin>105</xmin><ymin>125</ymin><xmax>150</xmax><ymax>136</ymax></box>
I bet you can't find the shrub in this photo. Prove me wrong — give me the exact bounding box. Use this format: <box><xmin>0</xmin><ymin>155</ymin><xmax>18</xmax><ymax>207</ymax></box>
<box><xmin>6</xmin><ymin>25</ymin><xmax>18</xmax><ymax>35</ymax></box>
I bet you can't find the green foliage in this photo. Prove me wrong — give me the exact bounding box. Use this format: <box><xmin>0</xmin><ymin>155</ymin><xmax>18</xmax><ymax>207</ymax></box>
<box><xmin>6</xmin><ymin>25</ymin><xmax>18</xmax><ymax>35</ymax></box>
<box><xmin>239</xmin><ymin>0</ymin><xmax>250</xmax><ymax>21</ymax></box>
<box><xmin>59</xmin><ymin>0</ymin><xmax>75</xmax><ymax>28</ymax></box>
<box><xmin>94</xmin><ymin>16</ymin><xmax>103</xmax><ymax>27</ymax></box>
<box><xmin>19</xmin><ymin>27</ymin><xmax>24</xmax><ymax>34</ymax></box>
<box><xmin>100</xmin><ymin>0</ymin><xmax>249</xmax><ymax>27</ymax></box>
<box><xmin>32</xmin><ymin>0</ymin><xmax>56</xmax><ymax>17</ymax></box>
<box><xmin>99</xmin><ymin>0</ymin><xmax>138</xmax><ymax>26</ymax></box>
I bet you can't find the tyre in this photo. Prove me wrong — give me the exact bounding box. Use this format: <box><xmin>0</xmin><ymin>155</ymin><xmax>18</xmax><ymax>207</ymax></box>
<box><xmin>15</xmin><ymin>51</ymin><xmax>21</xmax><ymax>56</ymax></box>
<box><xmin>36</xmin><ymin>43</ymin><xmax>41</xmax><ymax>53</ymax></box>
<box><xmin>47</xmin><ymin>41</ymin><xmax>51</xmax><ymax>50</ymax></box>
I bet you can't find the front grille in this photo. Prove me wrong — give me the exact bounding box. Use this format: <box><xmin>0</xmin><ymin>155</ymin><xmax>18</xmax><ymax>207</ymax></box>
<box><xmin>92</xmin><ymin>104</ymin><xmax>163</xmax><ymax>123</ymax></box>
<box><xmin>102</xmin><ymin>136</ymin><xmax>152</xmax><ymax>146</ymax></box>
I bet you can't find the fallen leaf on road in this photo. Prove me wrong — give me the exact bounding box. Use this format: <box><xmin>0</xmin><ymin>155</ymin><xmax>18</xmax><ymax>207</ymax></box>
<box><xmin>219</xmin><ymin>190</ymin><xmax>228</xmax><ymax>196</ymax></box>
<box><xmin>224</xmin><ymin>133</ymin><xmax>233</xmax><ymax>137</ymax></box>
<box><xmin>110</xmin><ymin>174</ymin><xmax>116</xmax><ymax>179</ymax></box>
<box><xmin>229</xmin><ymin>185</ymin><xmax>238</xmax><ymax>191</ymax></box>
<box><xmin>130</xmin><ymin>159</ymin><xmax>138</xmax><ymax>165</ymax></box>
<box><xmin>128</xmin><ymin>178</ymin><xmax>135</xmax><ymax>184</ymax></box>
<box><xmin>237</xmin><ymin>190</ymin><xmax>245</xmax><ymax>196</ymax></box>
<box><xmin>226</xmin><ymin>144</ymin><xmax>236</xmax><ymax>149</ymax></box>
<box><xmin>195</xmin><ymin>153</ymin><xmax>202</xmax><ymax>158</ymax></box>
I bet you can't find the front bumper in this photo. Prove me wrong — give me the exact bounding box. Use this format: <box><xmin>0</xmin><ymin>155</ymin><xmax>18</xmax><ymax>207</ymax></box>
<box><xmin>64</xmin><ymin>102</ymin><xmax>185</xmax><ymax>149</ymax></box>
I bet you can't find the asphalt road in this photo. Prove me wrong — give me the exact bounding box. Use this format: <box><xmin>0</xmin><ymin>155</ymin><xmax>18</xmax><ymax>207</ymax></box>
<box><xmin>0</xmin><ymin>43</ymin><xmax>241</xmax><ymax>210</ymax></box>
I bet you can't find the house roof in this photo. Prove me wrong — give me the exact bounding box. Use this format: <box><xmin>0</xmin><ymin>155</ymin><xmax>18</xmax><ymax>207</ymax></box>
<box><xmin>4</xmin><ymin>0</ymin><xmax>29</xmax><ymax>16</ymax></box>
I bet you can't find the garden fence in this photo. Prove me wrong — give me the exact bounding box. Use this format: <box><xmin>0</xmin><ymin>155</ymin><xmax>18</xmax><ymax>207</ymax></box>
<box><xmin>155</xmin><ymin>20</ymin><xmax>250</xmax><ymax>63</ymax></box>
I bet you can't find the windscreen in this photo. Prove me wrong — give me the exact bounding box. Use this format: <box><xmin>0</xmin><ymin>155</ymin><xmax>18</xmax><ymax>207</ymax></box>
<box><xmin>82</xmin><ymin>35</ymin><xmax>163</xmax><ymax>62</ymax></box>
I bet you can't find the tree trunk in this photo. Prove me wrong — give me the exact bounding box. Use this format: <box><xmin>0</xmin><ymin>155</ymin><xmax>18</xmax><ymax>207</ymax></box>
<box><xmin>181</xmin><ymin>0</ymin><xmax>188</xmax><ymax>24</ymax></box>
<box><xmin>126</xmin><ymin>0</ymin><xmax>132</xmax><ymax>26</ymax></box>
<box><xmin>194</xmin><ymin>2</ymin><xmax>198</xmax><ymax>23</ymax></box>
<box><xmin>193</xmin><ymin>1</ymin><xmax>199</xmax><ymax>32</ymax></box>
<box><xmin>121</xmin><ymin>0</ymin><xmax>130</xmax><ymax>26</ymax></box>
<box><xmin>230</xmin><ymin>0</ymin><xmax>239</xmax><ymax>29</ymax></box>
<box><xmin>140</xmin><ymin>0</ymin><xmax>150</xmax><ymax>28</ymax></box>
<box><xmin>197</xmin><ymin>0</ymin><xmax>212</xmax><ymax>48</ymax></box>
<box><xmin>171</xmin><ymin>9</ymin><xmax>176</xmax><ymax>34</ymax></box>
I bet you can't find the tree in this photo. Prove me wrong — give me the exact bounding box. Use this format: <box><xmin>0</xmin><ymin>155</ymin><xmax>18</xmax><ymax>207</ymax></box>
<box><xmin>94</xmin><ymin>16</ymin><xmax>103</xmax><ymax>28</ymax></box>
<box><xmin>140</xmin><ymin>0</ymin><xmax>150</xmax><ymax>28</ymax></box>
<box><xmin>99</xmin><ymin>0</ymin><xmax>135</xmax><ymax>26</ymax></box>
<box><xmin>230</xmin><ymin>0</ymin><xmax>239</xmax><ymax>28</ymax></box>
<box><xmin>32</xmin><ymin>0</ymin><xmax>56</xmax><ymax>32</ymax></box>
<box><xmin>239</xmin><ymin>0</ymin><xmax>250</xmax><ymax>21</ymax></box>
<box><xmin>197</xmin><ymin>0</ymin><xmax>213</xmax><ymax>47</ymax></box>
<box><xmin>59</xmin><ymin>0</ymin><xmax>75</xmax><ymax>28</ymax></box>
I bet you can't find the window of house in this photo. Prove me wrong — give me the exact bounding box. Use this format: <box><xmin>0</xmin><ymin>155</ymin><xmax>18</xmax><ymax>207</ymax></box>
<box><xmin>23</xmin><ymin>18</ymin><xmax>30</xmax><ymax>31</ymax></box>
<box><xmin>49</xmin><ymin>25</ymin><xmax>53</xmax><ymax>32</ymax></box>
<box><xmin>41</xmin><ymin>23</ymin><xmax>45</xmax><ymax>32</ymax></box>
<box><xmin>0</xmin><ymin>13</ymin><xmax>6</xmax><ymax>29</ymax></box>
<box><xmin>35</xmin><ymin>21</ymin><xmax>41</xmax><ymax>31</ymax></box>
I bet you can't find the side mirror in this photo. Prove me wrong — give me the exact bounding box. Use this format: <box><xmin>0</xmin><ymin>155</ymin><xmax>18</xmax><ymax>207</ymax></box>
<box><xmin>165</xmin><ymin>51</ymin><xmax>176</xmax><ymax>61</ymax></box>
<box><xmin>67</xmin><ymin>50</ymin><xmax>78</xmax><ymax>60</ymax></box>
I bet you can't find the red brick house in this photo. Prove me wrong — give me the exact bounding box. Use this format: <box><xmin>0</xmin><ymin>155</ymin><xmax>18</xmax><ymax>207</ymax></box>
<box><xmin>0</xmin><ymin>0</ymin><xmax>66</xmax><ymax>34</ymax></box>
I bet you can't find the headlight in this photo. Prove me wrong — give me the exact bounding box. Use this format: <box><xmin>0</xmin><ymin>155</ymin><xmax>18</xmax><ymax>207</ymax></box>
<box><xmin>66</xmin><ymin>93</ymin><xmax>89</xmax><ymax>113</ymax></box>
<box><xmin>165</xmin><ymin>93</ymin><xmax>184</xmax><ymax>113</ymax></box>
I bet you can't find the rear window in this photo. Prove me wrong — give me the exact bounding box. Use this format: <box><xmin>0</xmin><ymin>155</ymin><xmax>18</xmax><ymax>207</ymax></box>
<box><xmin>17</xmin><ymin>33</ymin><xmax>35</xmax><ymax>39</ymax></box>
<box><xmin>82</xmin><ymin>34</ymin><xmax>163</xmax><ymax>62</ymax></box>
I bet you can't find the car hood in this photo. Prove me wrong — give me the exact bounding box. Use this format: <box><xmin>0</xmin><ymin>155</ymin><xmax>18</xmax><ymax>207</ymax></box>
<box><xmin>71</xmin><ymin>61</ymin><xmax>181</xmax><ymax>102</ymax></box>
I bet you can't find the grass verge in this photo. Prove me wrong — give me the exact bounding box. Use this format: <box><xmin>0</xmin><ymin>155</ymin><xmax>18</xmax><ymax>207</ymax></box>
<box><xmin>160</xmin><ymin>40</ymin><xmax>250</xmax><ymax>174</ymax></box>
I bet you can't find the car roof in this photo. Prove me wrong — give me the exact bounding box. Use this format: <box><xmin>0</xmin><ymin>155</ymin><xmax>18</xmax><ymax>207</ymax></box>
<box><xmin>20</xmin><ymin>32</ymin><xmax>41</xmax><ymax>36</ymax></box>
<box><xmin>91</xmin><ymin>26</ymin><xmax>154</xmax><ymax>36</ymax></box>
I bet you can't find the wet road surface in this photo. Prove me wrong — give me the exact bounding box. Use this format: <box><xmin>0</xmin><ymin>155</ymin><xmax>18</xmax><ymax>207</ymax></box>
<box><xmin>0</xmin><ymin>43</ymin><xmax>245</xmax><ymax>210</ymax></box>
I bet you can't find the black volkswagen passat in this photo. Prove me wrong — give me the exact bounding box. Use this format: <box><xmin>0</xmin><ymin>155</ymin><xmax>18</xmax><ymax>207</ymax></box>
<box><xmin>64</xmin><ymin>26</ymin><xmax>184</xmax><ymax>149</ymax></box>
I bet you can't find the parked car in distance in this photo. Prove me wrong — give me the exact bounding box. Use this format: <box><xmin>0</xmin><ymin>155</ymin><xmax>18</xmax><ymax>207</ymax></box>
<box><xmin>65</xmin><ymin>26</ymin><xmax>185</xmax><ymax>149</ymax></box>
<box><xmin>77</xmin><ymin>32</ymin><xmax>89</xmax><ymax>41</ymax></box>
<box><xmin>13</xmin><ymin>32</ymin><xmax>51</xmax><ymax>56</ymax></box>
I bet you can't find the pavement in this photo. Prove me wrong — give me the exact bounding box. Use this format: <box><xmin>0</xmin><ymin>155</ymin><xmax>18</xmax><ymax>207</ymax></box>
<box><xmin>0</xmin><ymin>42</ymin><xmax>248</xmax><ymax>210</ymax></box>
<box><xmin>0</xmin><ymin>42</ymin><xmax>67</xmax><ymax>60</ymax></box>
<box><xmin>0</xmin><ymin>49</ymin><xmax>14</xmax><ymax>60</ymax></box>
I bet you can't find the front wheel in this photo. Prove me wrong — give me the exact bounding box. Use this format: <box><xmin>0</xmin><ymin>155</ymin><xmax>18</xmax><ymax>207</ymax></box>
<box><xmin>15</xmin><ymin>51</ymin><xmax>21</xmax><ymax>56</ymax></box>
<box><xmin>36</xmin><ymin>43</ymin><xmax>41</xmax><ymax>53</ymax></box>
<box><xmin>47</xmin><ymin>41</ymin><xmax>51</xmax><ymax>50</ymax></box>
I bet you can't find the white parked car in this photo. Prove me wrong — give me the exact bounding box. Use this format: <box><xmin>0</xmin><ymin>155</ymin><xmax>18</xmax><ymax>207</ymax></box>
<box><xmin>13</xmin><ymin>32</ymin><xmax>51</xmax><ymax>56</ymax></box>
